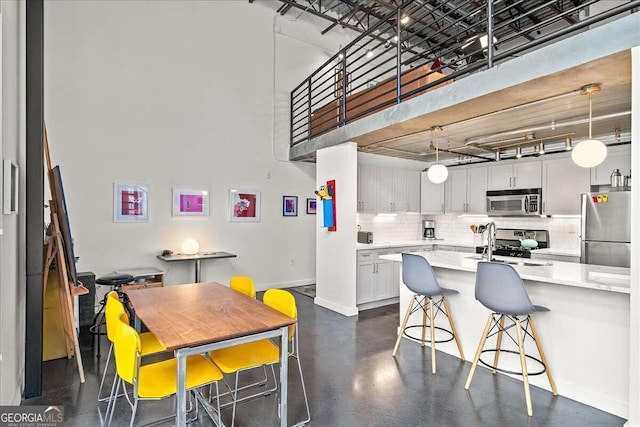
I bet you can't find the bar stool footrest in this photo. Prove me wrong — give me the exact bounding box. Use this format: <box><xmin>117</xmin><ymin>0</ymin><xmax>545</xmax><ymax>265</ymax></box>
<box><xmin>402</xmin><ymin>325</ymin><xmax>455</xmax><ymax>344</ymax></box>
<box><xmin>479</xmin><ymin>349</ymin><xmax>547</xmax><ymax>376</ymax></box>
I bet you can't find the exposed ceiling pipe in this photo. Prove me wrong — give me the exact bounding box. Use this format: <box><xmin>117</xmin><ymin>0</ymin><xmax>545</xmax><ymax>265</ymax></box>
<box><xmin>464</xmin><ymin>110</ymin><xmax>631</xmax><ymax>146</ymax></box>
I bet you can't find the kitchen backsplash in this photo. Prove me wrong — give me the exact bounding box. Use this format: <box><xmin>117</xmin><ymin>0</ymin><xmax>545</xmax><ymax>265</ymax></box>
<box><xmin>357</xmin><ymin>213</ymin><xmax>581</xmax><ymax>250</ymax></box>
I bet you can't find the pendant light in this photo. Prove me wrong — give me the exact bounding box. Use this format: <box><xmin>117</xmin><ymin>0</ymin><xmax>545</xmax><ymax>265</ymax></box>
<box><xmin>427</xmin><ymin>126</ymin><xmax>448</xmax><ymax>184</ymax></box>
<box><xmin>572</xmin><ymin>84</ymin><xmax>607</xmax><ymax>168</ymax></box>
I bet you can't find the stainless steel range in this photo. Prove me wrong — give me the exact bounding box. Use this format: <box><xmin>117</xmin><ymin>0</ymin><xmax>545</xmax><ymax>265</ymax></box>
<box><xmin>475</xmin><ymin>228</ymin><xmax>549</xmax><ymax>258</ymax></box>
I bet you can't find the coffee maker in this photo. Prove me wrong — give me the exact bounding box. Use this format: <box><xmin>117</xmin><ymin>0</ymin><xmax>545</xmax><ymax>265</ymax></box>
<box><xmin>423</xmin><ymin>220</ymin><xmax>436</xmax><ymax>240</ymax></box>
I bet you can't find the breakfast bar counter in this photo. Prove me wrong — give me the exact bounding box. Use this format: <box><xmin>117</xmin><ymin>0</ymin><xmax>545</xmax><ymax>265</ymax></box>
<box><xmin>380</xmin><ymin>251</ymin><xmax>630</xmax><ymax>418</ymax></box>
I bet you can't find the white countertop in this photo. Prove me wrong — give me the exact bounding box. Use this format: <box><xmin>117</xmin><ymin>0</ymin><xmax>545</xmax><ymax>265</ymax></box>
<box><xmin>380</xmin><ymin>250</ymin><xmax>630</xmax><ymax>294</ymax></box>
<box><xmin>531</xmin><ymin>248</ymin><xmax>581</xmax><ymax>257</ymax></box>
<box><xmin>356</xmin><ymin>239</ymin><xmax>473</xmax><ymax>250</ymax></box>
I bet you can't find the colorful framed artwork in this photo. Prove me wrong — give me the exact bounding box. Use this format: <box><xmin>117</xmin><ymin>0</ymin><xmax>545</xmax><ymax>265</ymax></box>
<box><xmin>114</xmin><ymin>183</ymin><xmax>149</xmax><ymax>223</ymax></box>
<box><xmin>172</xmin><ymin>188</ymin><xmax>209</xmax><ymax>217</ymax></box>
<box><xmin>229</xmin><ymin>188</ymin><xmax>261</xmax><ymax>222</ymax></box>
<box><xmin>306</xmin><ymin>198</ymin><xmax>316</xmax><ymax>214</ymax></box>
<box><xmin>283</xmin><ymin>196</ymin><xmax>298</xmax><ymax>217</ymax></box>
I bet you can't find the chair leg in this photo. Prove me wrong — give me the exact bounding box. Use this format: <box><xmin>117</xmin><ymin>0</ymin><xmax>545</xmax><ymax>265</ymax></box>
<box><xmin>492</xmin><ymin>315</ymin><xmax>506</xmax><ymax>374</ymax></box>
<box><xmin>98</xmin><ymin>343</ymin><xmax>114</xmax><ymax>402</ymax></box>
<box><xmin>129</xmin><ymin>396</ymin><xmax>139</xmax><ymax>427</ymax></box>
<box><xmin>295</xmin><ymin>355</ymin><xmax>311</xmax><ymax>425</ymax></box>
<box><xmin>392</xmin><ymin>295</ymin><xmax>415</xmax><ymax>356</ymax></box>
<box><xmin>421</xmin><ymin>297</ymin><xmax>428</xmax><ymax>347</ymax></box>
<box><xmin>515</xmin><ymin>318</ymin><xmax>533</xmax><ymax>417</ymax></box>
<box><xmin>429</xmin><ymin>298</ymin><xmax>436</xmax><ymax>374</ymax></box>
<box><xmin>231</xmin><ymin>371</ymin><xmax>240</xmax><ymax>427</ymax></box>
<box><xmin>465</xmin><ymin>314</ymin><xmax>494</xmax><ymax>390</ymax></box>
<box><xmin>528</xmin><ymin>316</ymin><xmax>558</xmax><ymax>395</ymax></box>
<box><xmin>106</xmin><ymin>378</ymin><xmax>120</xmax><ymax>427</ymax></box>
<box><xmin>441</xmin><ymin>296</ymin><xmax>465</xmax><ymax>361</ymax></box>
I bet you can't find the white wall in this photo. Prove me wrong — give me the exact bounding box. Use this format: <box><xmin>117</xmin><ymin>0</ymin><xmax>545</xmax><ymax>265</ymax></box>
<box><xmin>0</xmin><ymin>0</ymin><xmax>26</xmax><ymax>405</ymax></box>
<box><xmin>315</xmin><ymin>142</ymin><xmax>358</xmax><ymax>316</ymax></box>
<box><xmin>43</xmin><ymin>1</ymin><xmax>353</xmax><ymax>294</ymax></box>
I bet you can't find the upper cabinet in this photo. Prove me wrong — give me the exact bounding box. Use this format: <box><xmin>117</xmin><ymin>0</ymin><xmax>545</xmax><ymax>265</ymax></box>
<box><xmin>357</xmin><ymin>164</ymin><xmax>377</xmax><ymax>213</ymax></box>
<box><xmin>542</xmin><ymin>157</ymin><xmax>590</xmax><ymax>215</ymax></box>
<box><xmin>445</xmin><ymin>166</ymin><xmax>488</xmax><ymax>214</ymax></box>
<box><xmin>590</xmin><ymin>145</ymin><xmax>632</xmax><ymax>185</ymax></box>
<box><xmin>359</xmin><ymin>164</ymin><xmax>422</xmax><ymax>213</ymax></box>
<box><xmin>421</xmin><ymin>171</ymin><xmax>445</xmax><ymax>214</ymax></box>
<box><xmin>405</xmin><ymin>170</ymin><xmax>421</xmax><ymax>213</ymax></box>
<box><xmin>488</xmin><ymin>160</ymin><xmax>541</xmax><ymax>190</ymax></box>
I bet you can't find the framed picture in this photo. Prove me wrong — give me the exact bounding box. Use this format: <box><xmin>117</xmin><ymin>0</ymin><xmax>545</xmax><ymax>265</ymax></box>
<box><xmin>283</xmin><ymin>196</ymin><xmax>298</xmax><ymax>217</ymax></box>
<box><xmin>172</xmin><ymin>188</ymin><xmax>209</xmax><ymax>217</ymax></box>
<box><xmin>114</xmin><ymin>183</ymin><xmax>149</xmax><ymax>222</ymax></box>
<box><xmin>306</xmin><ymin>198</ymin><xmax>317</xmax><ymax>214</ymax></box>
<box><xmin>229</xmin><ymin>188</ymin><xmax>261</xmax><ymax>222</ymax></box>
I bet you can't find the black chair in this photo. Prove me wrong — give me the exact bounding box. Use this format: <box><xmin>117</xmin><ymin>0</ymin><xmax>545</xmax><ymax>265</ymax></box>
<box><xmin>90</xmin><ymin>273</ymin><xmax>134</xmax><ymax>357</ymax></box>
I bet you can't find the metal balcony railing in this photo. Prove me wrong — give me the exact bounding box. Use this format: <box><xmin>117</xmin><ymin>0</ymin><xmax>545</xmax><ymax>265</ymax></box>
<box><xmin>290</xmin><ymin>0</ymin><xmax>639</xmax><ymax>148</ymax></box>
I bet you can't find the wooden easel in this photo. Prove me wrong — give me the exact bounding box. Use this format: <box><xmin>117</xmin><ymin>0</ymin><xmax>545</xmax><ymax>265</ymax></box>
<box><xmin>43</xmin><ymin>127</ymin><xmax>87</xmax><ymax>383</ymax></box>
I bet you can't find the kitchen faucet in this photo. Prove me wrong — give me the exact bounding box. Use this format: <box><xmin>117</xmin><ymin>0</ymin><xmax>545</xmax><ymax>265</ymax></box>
<box><xmin>485</xmin><ymin>221</ymin><xmax>496</xmax><ymax>261</ymax></box>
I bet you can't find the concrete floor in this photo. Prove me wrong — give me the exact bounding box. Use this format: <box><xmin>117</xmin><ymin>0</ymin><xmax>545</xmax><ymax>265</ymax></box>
<box><xmin>23</xmin><ymin>292</ymin><xmax>624</xmax><ymax>426</ymax></box>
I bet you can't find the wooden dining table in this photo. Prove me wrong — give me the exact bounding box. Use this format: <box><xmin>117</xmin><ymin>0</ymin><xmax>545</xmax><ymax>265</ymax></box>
<box><xmin>125</xmin><ymin>282</ymin><xmax>296</xmax><ymax>427</ymax></box>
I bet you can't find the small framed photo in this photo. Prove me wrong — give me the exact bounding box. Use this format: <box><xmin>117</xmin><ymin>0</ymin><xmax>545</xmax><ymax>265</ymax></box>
<box><xmin>283</xmin><ymin>196</ymin><xmax>298</xmax><ymax>216</ymax></box>
<box><xmin>173</xmin><ymin>188</ymin><xmax>209</xmax><ymax>217</ymax></box>
<box><xmin>114</xmin><ymin>183</ymin><xmax>148</xmax><ymax>222</ymax></box>
<box><xmin>306</xmin><ymin>198</ymin><xmax>316</xmax><ymax>214</ymax></box>
<box><xmin>229</xmin><ymin>189</ymin><xmax>261</xmax><ymax>222</ymax></box>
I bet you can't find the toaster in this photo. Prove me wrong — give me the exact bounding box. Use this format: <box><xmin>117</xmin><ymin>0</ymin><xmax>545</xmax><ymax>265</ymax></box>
<box><xmin>357</xmin><ymin>231</ymin><xmax>373</xmax><ymax>244</ymax></box>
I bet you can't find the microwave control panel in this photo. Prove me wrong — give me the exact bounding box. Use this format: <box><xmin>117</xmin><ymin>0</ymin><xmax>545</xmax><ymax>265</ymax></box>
<box><xmin>528</xmin><ymin>194</ymin><xmax>539</xmax><ymax>213</ymax></box>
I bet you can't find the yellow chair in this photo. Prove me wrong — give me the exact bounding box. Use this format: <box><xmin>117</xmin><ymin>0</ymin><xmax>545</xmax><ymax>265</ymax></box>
<box><xmin>106</xmin><ymin>313</ymin><xmax>224</xmax><ymax>427</ymax></box>
<box><xmin>229</xmin><ymin>276</ymin><xmax>256</xmax><ymax>299</ymax></box>
<box><xmin>209</xmin><ymin>289</ymin><xmax>310</xmax><ymax>426</ymax></box>
<box><xmin>98</xmin><ymin>292</ymin><xmax>165</xmax><ymax>404</ymax></box>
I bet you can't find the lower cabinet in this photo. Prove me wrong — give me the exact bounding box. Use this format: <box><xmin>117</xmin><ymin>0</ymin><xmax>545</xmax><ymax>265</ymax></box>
<box><xmin>356</xmin><ymin>250</ymin><xmax>400</xmax><ymax>305</ymax></box>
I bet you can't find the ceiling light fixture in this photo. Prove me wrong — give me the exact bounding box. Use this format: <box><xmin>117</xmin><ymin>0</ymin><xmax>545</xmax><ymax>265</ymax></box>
<box><xmin>366</xmin><ymin>49</ymin><xmax>374</xmax><ymax>59</ymax></box>
<box><xmin>338</xmin><ymin>52</ymin><xmax>344</xmax><ymax>60</ymax></box>
<box><xmin>538</xmin><ymin>142</ymin><xmax>545</xmax><ymax>154</ymax></box>
<box><xmin>400</xmin><ymin>14</ymin><xmax>410</xmax><ymax>25</ymax></box>
<box><xmin>427</xmin><ymin>126</ymin><xmax>448</xmax><ymax>184</ymax></box>
<box><xmin>572</xmin><ymin>83</ymin><xmax>607</xmax><ymax>168</ymax></box>
<box><xmin>495</xmin><ymin>150</ymin><xmax>501</xmax><ymax>161</ymax></box>
<box><xmin>564</xmin><ymin>137</ymin><xmax>572</xmax><ymax>151</ymax></box>
<box><xmin>515</xmin><ymin>146</ymin><xmax>522</xmax><ymax>158</ymax></box>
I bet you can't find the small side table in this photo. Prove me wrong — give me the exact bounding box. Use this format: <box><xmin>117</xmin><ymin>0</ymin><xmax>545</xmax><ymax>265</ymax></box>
<box><xmin>115</xmin><ymin>267</ymin><xmax>165</xmax><ymax>290</ymax></box>
<box><xmin>156</xmin><ymin>252</ymin><xmax>237</xmax><ymax>283</ymax></box>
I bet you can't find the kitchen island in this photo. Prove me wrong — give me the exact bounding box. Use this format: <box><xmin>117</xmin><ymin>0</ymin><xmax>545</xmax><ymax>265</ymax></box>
<box><xmin>380</xmin><ymin>250</ymin><xmax>630</xmax><ymax>418</ymax></box>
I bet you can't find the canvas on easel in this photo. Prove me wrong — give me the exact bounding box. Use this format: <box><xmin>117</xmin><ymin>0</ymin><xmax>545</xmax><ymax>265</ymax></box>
<box><xmin>43</xmin><ymin>126</ymin><xmax>87</xmax><ymax>383</ymax></box>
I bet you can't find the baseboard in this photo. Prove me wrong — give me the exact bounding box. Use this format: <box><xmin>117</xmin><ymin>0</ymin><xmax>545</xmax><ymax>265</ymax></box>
<box><xmin>313</xmin><ymin>297</ymin><xmax>358</xmax><ymax>317</ymax></box>
<box><xmin>358</xmin><ymin>297</ymin><xmax>399</xmax><ymax>311</ymax></box>
<box><xmin>255</xmin><ymin>279</ymin><xmax>316</xmax><ymax>292</ymax></box>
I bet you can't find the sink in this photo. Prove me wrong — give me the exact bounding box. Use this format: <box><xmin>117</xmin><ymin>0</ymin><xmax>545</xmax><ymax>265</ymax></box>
<box><xmin>465</xmin><ymin>256</ymin><xmax>551</xmax><ymax>267</ymax></box>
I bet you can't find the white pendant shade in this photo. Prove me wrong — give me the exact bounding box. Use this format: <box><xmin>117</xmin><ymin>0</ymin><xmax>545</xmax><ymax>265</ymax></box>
<box><xmin>427</xmin><ymin>164</ymin><xmax>448</xmax><ymax>184</ymax></box>
<box><xmin>571</xmin><ymin>139</ymin><xmax>607</xmax><ymax>168</ymax></box>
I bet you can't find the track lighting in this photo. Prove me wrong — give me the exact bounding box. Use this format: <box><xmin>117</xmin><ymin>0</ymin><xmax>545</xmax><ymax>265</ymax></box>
<box><xmin>564</xmin><ymin>137</ymin><xmax>572</xmax><ymax>151</ymax></box>
<box><xmin>495</xmin><ymin>151</ymin><xmax>501</xmax><ymax>161</ymax></box>
<box><xmin>515</xmin><ymin>146</ymin><xmax>522</xmax><ymax>158</ymax></box>
<box><xmin>538</xmin><ymin>142</ymin><xmax>545</xmax><ymax>154</ymax></box>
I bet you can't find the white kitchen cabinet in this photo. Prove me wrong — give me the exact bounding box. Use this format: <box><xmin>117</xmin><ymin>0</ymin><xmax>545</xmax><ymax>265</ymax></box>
<box><xmin>356</xmin><ymin>250</ymin><xmax>399</xmax><ymax>305</ymax></box>
<box><xmin>376</xmin><ymin>166</ymin><xmax>394</xmax><ymax>213</ymax></box>
<box><xmin>590</xmin><ymin>145</ymin><xmax>632</xmax><ymax>185</ymax></box>
<box><xmin>358</xmin><ymin>164</ymin><xmax>377</xmax><ymax>213</ymax></box>
<box><xmin>488</xmin><ymin>160</ymin><xmax>541</xmax><ymax>190</ymax></box>
<box><xmin>420</xmin><ymin>171</ymin><xmax>445</xmax><ymax>214</ymax></box>
<box><xmin>392</xmin><ymin>168</ymin><xmax>408</xmax><ymax>213</ymax></box>
<box><xmin>406</xmin><ymin>170</ymin><xmax>421</xmax><ymax>212</ymax></box>
<box><xmin>446</xmin><ymin>166</ymin><xmax>488</xmax><ymax>214</ymax></box>
<box><xmin>542</xmin><ymin>157</ymin><xmax>590</xmax><ymax>215</ymax></box>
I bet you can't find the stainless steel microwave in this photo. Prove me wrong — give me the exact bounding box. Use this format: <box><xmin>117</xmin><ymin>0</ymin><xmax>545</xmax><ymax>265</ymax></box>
<box><xmin>486</xmin><ymin>188</ymin><xmax>542</xmax><ymax>217</ymax></box>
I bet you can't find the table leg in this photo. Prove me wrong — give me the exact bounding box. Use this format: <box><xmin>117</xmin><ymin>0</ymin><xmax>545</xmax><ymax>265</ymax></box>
<box><xmin>176</xmin><ymin>349</ymin><xmax>187</xmax><ymax>427</ymax></box>
<box><xmin>279</xmin><ymin>326</ymin><xmax>288</xmax><ymax>427</ymax></box>
<box><xmin>195</xmin><ymin>259</ymin><xmax>202</xmax><ymax>283</ymax></box>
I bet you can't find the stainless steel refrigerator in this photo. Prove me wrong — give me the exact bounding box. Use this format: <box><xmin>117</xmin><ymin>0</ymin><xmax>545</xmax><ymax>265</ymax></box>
<box><xmin>580</xmin><ymin>191</ymin><xmax>631</xmax><ymax>267</ymax></box>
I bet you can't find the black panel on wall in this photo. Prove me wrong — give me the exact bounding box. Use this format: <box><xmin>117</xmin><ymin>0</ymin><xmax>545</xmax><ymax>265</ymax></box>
<box><xmin>77</xmin><ymin>272</ymin><xmax>96</xmax><ymax>327</ymax></box>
